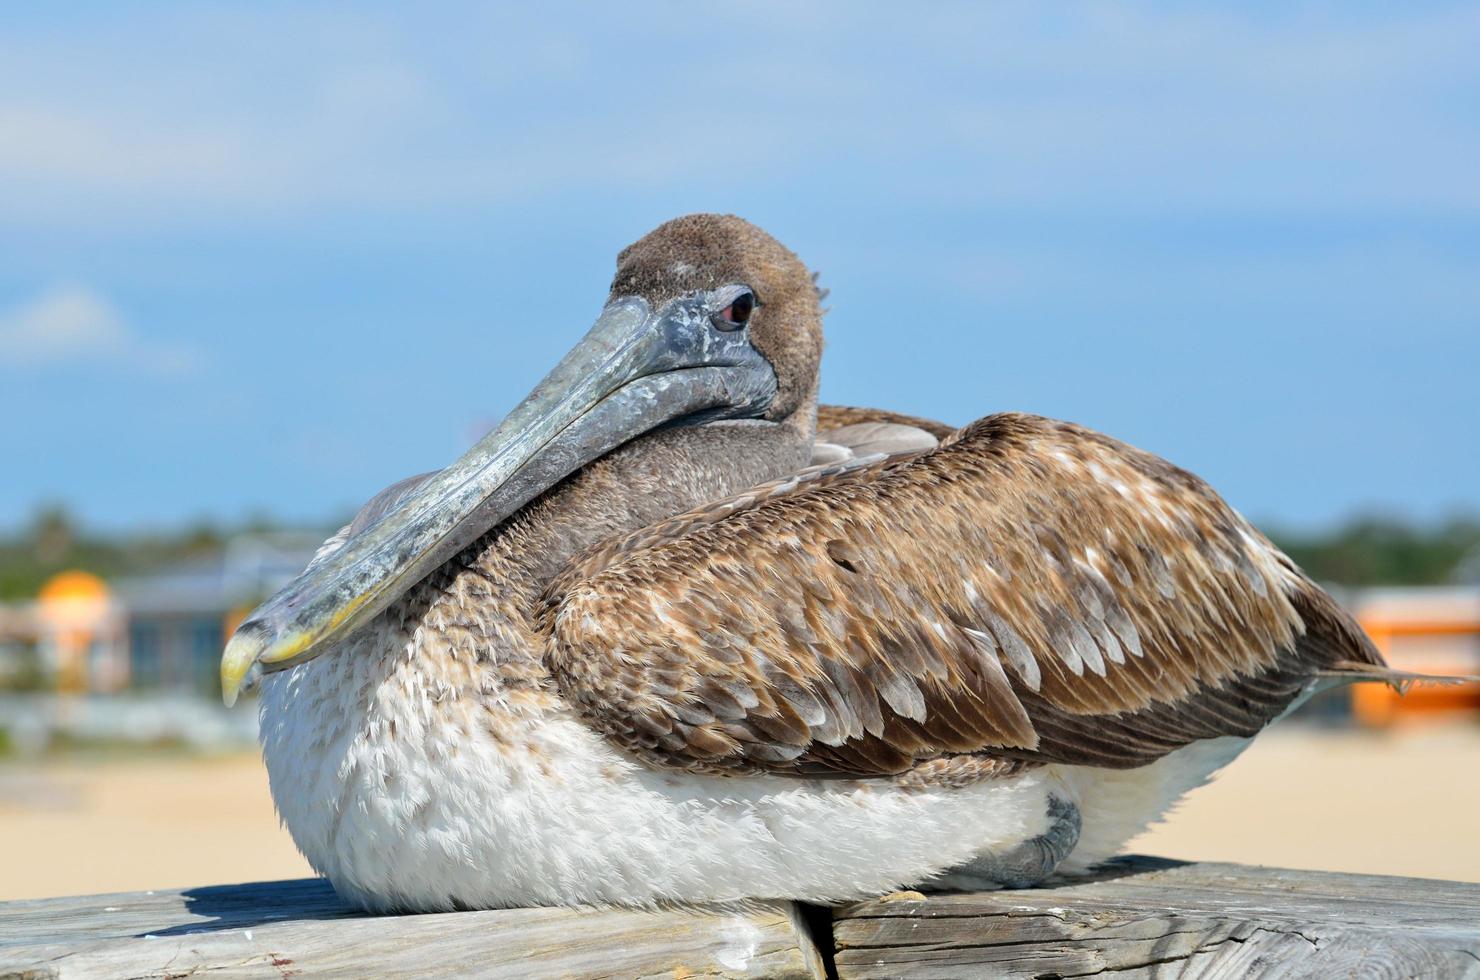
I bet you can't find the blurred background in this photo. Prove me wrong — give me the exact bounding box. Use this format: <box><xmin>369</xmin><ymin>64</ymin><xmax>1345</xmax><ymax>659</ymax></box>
<box><xmin>2</xmin><ymin>3</ymin><xmax>1478</xmax><ymax>900</ymax></box>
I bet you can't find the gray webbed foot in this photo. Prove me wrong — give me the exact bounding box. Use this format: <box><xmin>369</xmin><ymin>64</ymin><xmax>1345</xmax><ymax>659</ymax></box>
<box><xmin>920</xmin><ymin>794</ymin><xmax>1082</xmax><ymax>891</ymax></box>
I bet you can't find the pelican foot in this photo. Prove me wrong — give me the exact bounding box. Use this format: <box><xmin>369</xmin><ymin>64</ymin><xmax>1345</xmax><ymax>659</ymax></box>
<box><xmin>919</xmin><ymin>794</ymin><xmax>1082</xmax><ymax>891</ymax></box>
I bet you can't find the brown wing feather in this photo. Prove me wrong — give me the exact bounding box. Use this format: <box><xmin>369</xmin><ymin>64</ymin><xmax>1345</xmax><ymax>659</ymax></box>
<box><xmin>816</xmin><ymin>404</ymin><xmax>957</xmax><ymax>441</ymax></box>
<box><xmin>545</xmin><ymin>413</ymin><xmax>1384</xmax><ymax>776</ymax></box>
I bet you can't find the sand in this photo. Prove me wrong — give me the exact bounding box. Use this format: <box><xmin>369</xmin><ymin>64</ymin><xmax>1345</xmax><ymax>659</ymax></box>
<box><xmin>2</xmin><ymin>723</ymin><xmax>1477</xmax><ymax>902</ymax></box>
<box><xmin>0</xmin><ymin>752</ymin><xmax>311</xmax><ymax>902</ymax></box>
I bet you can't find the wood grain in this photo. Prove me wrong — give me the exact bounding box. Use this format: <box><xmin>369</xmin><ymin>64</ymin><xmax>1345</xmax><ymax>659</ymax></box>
<box><xmin>0</xmin><ymin>878</ymin><xmax>824</xmax><ymax>979</ymax></box>
<box><xmin>833</xmin><ymin>856</ymin><xmax>1480</xmax><ymax>979</ymax></box>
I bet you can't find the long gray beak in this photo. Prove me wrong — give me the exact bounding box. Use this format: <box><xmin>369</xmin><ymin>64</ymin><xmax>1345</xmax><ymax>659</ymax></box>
<box><xmin>221</xmin><ymin>294</ymin><xmax>776</xmax><ymax>705</ymax></box>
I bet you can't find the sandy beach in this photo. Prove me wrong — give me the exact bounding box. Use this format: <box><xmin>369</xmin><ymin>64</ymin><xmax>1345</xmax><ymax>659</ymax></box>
<box><xmin>2</xmin><ymin>722</ymin><xmax>1477</xmax><ymax>902</ymax></box>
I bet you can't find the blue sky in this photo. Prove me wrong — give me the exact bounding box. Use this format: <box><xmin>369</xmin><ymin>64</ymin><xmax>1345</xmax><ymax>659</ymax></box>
<box><xmin>1</xmin><ymin>3</ymin><xmax>1476</xmax><ymax>532</ymax></box>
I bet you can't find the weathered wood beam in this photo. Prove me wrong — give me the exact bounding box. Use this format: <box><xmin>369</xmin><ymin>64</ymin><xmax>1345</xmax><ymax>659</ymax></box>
<box><xmin>5</xmin><ymin>858</ymin><xmax>1480</xmax><ymax>979</ymax></box>
<box><xmin>832</xmin><ymin>856</ymin><xmax>1480</xmax><ymax>979</ymax></box>
<box><xmin>0</xmin><ymin>878</ymin><xmax>825</xmax><ymax>979</ymax></box>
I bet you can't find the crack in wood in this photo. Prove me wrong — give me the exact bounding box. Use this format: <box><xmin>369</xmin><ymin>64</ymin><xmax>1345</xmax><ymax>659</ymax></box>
<box><xmin>1035</xmin><ymin>925</ymin><xmax>1326</xmax><ymax>978</ymax></box>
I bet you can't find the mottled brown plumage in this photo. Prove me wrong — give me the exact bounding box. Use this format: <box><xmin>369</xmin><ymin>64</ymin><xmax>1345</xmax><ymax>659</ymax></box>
<box><xmin>545</xmin><ymin>413</ymin><xmax>1386</xmax><ymax>777</ymax></box>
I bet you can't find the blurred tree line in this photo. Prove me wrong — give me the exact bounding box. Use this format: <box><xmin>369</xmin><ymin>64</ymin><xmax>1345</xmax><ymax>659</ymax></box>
<box><xmin>0</xmin><ymin>505</ymin><xmax>1477</xmax><ymax>601</ymax></box>
<box><xmin>0</xmin><ymin>505</ymin><xmax>330</xmax><ymax>601</ymax></box>
<box><xmin>1267</xmin><ymin>515</ymin><xmax>1480</xmax><ymax>588</ymax></box>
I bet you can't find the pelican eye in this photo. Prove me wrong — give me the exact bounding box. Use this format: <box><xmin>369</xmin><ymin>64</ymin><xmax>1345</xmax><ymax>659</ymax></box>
<box><xmin>713</xmin><ymin>291</ymin><xmax>756</xmax><ymax>331</ymax></box>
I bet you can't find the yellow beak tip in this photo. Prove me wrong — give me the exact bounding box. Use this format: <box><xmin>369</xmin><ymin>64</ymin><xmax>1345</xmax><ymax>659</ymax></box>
<box><xmin>219</xmin><ymin>633</ymin><xmax>261</xmax><ymax>708</ymax></box>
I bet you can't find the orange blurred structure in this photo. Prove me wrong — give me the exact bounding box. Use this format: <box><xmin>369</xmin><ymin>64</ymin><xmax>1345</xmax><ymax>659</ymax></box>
<box><xmin>34</xmin><ymin>571</ymin><xmax>128</xmax><ymax>692</ymax></box>
<box><xmin>1351</xmin><ymin>587</ymin><xmax>1480</xmax><ymax>725</ymax></box>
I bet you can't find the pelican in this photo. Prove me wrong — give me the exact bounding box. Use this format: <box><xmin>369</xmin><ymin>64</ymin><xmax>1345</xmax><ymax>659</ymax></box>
<box><xmin>222</xmin><ymin>213</ymin><xmax>1421</xmax><ymax>912</ymax></box>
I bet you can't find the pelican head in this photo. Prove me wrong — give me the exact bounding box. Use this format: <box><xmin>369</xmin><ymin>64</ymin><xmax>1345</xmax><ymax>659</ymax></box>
<box><xmin>222</xmin><ymin>214</ymin><xmax>824</xmax><ymax>704</ymax></box>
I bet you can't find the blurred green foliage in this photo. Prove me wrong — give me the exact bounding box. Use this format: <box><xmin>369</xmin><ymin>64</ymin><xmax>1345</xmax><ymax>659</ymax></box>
<box><xmin>1268</xmin><ymin>516</ymin><xmax>1480</xmax><ymax>588</ymax></box>
<box><xmin>0</xmin><ymin>505</ymin><xmax>1476</xmax><ymax>599</ymax></box>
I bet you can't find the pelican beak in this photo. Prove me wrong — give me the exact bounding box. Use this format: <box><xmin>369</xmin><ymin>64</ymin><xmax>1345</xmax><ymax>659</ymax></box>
<box><xmin>221</xmin><ymin>295</ymin><xmax>777</xmax><ymax>705</ymax></box>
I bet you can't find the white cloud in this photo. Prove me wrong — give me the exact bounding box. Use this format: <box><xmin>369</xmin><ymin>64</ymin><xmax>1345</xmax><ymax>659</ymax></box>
<box><xmin>0</xmin><ymin>284</ymin><xmax>200</xmax><ymax>374</ymax></box>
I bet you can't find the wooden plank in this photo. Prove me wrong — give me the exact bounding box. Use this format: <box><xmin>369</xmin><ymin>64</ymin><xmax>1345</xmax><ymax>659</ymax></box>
<box><xmin>7</xmin><ymin>858</ymin><xmax>1480</xmax><ymax>979</ymax></box>
<box><xmin>0</xmin><ymin>878</ymin><xmax>825</xmax><ymax>980</ymax></box>
<box><xmin>832</xmin><ymin>856</ymin><xmax>1480</xmax><ymax>979</ymax></box>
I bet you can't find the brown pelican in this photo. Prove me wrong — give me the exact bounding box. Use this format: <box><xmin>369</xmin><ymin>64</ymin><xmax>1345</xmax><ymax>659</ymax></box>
<box><xmin>222</xmin><ymin>213</ymin><xmax>1421</xmax><ymax>912</ymax></box>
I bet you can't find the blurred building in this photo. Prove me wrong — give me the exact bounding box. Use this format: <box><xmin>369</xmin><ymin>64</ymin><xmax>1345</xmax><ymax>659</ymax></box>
<box><xmin>0</xmin><ymin>533</ymin><xmax>320</xmax><ymax>698</ymax></box>
<box><xmin>0</xmin><ymin>596</ymin><xmax>40</xmax><ymax>688</ymax></box>
<box><xmin>1349</xmin><ymin>587</ymin><xmax>1480</xmax><ymax>724</ymax></box>
<box><xmin>111</xmin><ymin>533</ymin><xmax>321</xmax><ymax>697</ymax></box>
